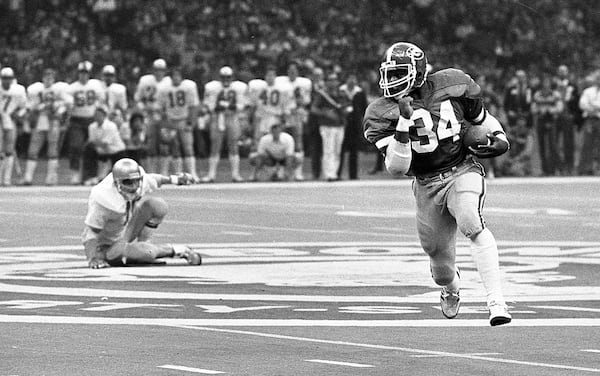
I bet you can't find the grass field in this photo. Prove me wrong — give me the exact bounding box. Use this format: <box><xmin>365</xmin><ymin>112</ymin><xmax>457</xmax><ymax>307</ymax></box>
<box><xmin>1</xmin><ymin>176</ymin><xmax>599</xmax><ymax>375</ymax></box>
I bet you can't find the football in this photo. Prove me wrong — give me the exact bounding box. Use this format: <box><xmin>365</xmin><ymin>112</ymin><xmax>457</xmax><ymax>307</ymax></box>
<box><xmin>462</xmin><ymin>125</ymin><xmax>491</xmax><ymax>149</ymax></box>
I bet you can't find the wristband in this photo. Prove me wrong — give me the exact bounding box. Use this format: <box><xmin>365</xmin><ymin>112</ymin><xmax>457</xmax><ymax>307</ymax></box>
<box><xmin>394</xmin><ymin>116</ymin><xmax>412</xmax><ymax>143</ymax></box>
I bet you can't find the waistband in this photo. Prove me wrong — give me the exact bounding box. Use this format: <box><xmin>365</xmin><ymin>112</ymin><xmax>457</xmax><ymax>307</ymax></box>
<box><xmin>415</xmin><ymin>158</ymin><xmax>476</xmax><ymax>183</ymax></box>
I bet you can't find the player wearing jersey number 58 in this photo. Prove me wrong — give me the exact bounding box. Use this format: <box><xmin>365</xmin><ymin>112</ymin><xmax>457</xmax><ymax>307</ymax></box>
<box><xmin>363</xmin><ymin>42</ymin><xmax>511</xmax><ymax>326</ymax></box>
<box><xmin>82</xmin><ymin>158</ymin><xmax>201</xmax><ymax>269</ymax></box>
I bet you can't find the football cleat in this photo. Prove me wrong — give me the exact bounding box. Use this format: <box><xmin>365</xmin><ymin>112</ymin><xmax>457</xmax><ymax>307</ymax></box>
<box><xmin>489</xmin><ymin>302</ymin><xmax>512</xmax><ymax>326</ymax></box>
<box><xmin>200</xmin><ymin>175</ymin><xmax>215</xmax><ymax>183</ymax></box>
<box><xmin>440</xmin><ymin>287</ymin><xmax>460</xmax><ymax>319</ymax></box>
<box><xmin>172</xmin><ymin>244</ymin><xmax>202</xmax><ymax>265</ymax></box>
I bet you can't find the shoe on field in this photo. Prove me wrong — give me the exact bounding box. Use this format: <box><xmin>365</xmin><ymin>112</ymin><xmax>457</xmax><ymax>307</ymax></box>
<box><xmin>489</xmin><ymin>301</ymin><xmax>512</xmax><ymax>326</ymax></box>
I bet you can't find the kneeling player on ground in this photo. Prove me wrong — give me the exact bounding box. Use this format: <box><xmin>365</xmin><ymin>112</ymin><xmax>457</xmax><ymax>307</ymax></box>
<box><xmin>248</xmin><ymin>123</ymin><xmax>298</xmax><ymax>181</ymax></box>
<box><xmin>82</xmin><ymin>158</ymin><xmax>202</xmax><ymax>269</ymax></box>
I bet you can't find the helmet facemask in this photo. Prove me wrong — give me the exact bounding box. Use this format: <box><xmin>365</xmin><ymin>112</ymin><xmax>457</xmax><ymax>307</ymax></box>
<box><xmin>379</xmin><ymin>63</ymin><xmax>416</xmax><ymax>98</ymax></box>
<box><xmin>115</xmin><ymin>177</ymin><xmax>142</xmax><ymax>201</ymax></box>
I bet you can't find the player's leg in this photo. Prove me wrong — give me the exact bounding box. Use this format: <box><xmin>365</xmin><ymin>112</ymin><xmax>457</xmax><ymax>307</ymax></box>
<box><xmin>332</xmin><ymin>126</ymin><xmax>345</xmax><ymax>180</ymax></box>
<box><xmin>179</xmin><ymin>121</ymin><xmax>198</xmax><ymax>180</ymax></box>
<box><xmin>2</xmin><ymin>129</ymin><xmax>17</xmax><ymax>186</ymax></box>
<box><xmin>414</xmin><ymin>179</ymin><xmax>461</xmax><ymax>318</ymax></box>
<box><xmin>144</xmin><ymin>117</ymin><xmax>160</xmax><ymax>173</ymax></box>
<box><xmin>286</xmin><ymin>116</ymin><xmax>305</xmax><ymax>181</ymax></box>
<box><xmin>447</xmin><ymin>169</ymin><xmax>511</xmax><ymax>325</ymax></box>
<box><xmin>203</xmin><ymin>116</ymin><xmax>223</xmax><ymax>182</ymax></box>
<box><xmin>227</xmin><ymin>115</ymin><xmax>243</xmax><ymax>182</ymax></box>
<box><xmin>22</xmin><ymin>129</ymin><xmax>45</xmax><ymax>185</ymax></box>
<box><xmin>122</xmin><ymin>195</ymin><xmax>168</xmax><ymax>243</ymax></box>
<box><xmin>248</xmin><ymin>152</ymin><xmax>265</xmax><ymax>181</ymax></box>
<box><xmin>45</xmin><ymin>123</ymin><xmax>61</xmax><ymax>185</ymax></box>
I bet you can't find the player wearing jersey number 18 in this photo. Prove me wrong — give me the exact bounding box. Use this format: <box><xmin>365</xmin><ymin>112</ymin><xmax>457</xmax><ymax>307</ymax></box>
<box><xmin>363</xmin><ymin>42</ymin><xmax>511</xmax><ymax>326</ymax></box>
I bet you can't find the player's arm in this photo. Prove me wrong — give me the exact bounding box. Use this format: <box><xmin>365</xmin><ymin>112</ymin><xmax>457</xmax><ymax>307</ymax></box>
<box><xmin>460</xmin><ymin>82</ymin><xmax>509</xmax><ymax>158</ymax></box>
<box><xmin>148</xmin><ymin>173</ymin><xmax>196</xmax><ymax>187</ymax></box>
<box><xmin>384</xmin><ymin>97</ymin><xmax>413</xmax><ymax>177</ymax></box>
<box><xmin>187</xmin><ymin>82</ymin><xmax>200</xmax><ymax>124</ymax></box>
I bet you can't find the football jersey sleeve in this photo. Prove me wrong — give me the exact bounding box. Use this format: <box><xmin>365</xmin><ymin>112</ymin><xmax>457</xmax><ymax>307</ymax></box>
<box><xmin>363</xmin><ymin>98</ymin><xmax>398</xmax><ymax>152</ymax></box>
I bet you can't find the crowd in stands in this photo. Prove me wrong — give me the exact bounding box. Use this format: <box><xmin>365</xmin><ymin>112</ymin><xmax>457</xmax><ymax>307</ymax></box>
<box><xmin>1</xmin><ymin>0</ymin><xmax>600</xmax><ymax>183</ymax></box>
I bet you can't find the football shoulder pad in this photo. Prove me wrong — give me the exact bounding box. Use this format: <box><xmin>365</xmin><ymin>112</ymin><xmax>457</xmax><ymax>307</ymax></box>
<box><xmin>428</xmin><ymin>68</ymin><xmax>481</xmax><ymax>101</ymax></box>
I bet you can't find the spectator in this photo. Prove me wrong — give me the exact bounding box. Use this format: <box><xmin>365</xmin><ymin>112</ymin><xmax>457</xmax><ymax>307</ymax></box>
<box><xmin>311</xmin><ymin>72</ymin><xmax>345</xmax><ymax>181</ymax></box>
<box><xmin>307</xmin><ymin>66</ymin><xmax>324</xmax><ymax>179</ymax></box>
<box><xmin>497</xmin><ymin>116</ymin><xmax>536</xmax><ymax>177</ymax></box>
<box><xmin>119</xmin><ymin>112</ymin><xmax>146</xmax><ymax>164</ymax></box>
<box><xmin>248</xmin><ymin>123</ymin><xmax>298</xmax><ymax>181</ymax></box>
<box><xmin>337</xmin><ymin>73</ymin><xmax>367</xmax><ymax>180</ymax></box>
<box><xmin>578</xmin><ymin>71</ymin><xmax>600</xmax><ymax>175</ymax></box>
<box><xmin>82</xmin><ymin>106</ymin><xmax>126</xmax><ymax>185</ymax></box>
<box><xmin>531</xmin><ymin>75</ymin><xmax>563</xmax><ymax>176</ymax></box>
<box><xmin>504</xmin><ymin>70</ymin><xmax>532</xmax><ymax>129</ymax></box>
<box><xmin>554</xmin><ymin>64</ymin><xmax>581</xmax><ymax>175</ymax></box>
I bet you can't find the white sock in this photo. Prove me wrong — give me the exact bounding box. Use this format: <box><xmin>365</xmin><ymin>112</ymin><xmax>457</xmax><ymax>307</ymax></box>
<box><xmin>24</xmin><ymin>160</ymin><xmax>37</xmax><ymax>183</ymax></box>
<box><xmin>470</xmin><ymin>228</ymin><xmax>506</xmax><ymax>307</ymax></box>
<box><xmin>207</xmin><ymin>156</ymin><xmax>219</xmax><ymax>178</ymax></box>
<box><xmin>229</xmin><ymin>154</ymin><xmax>240</xmax><ymax>178</ymax></box>
<box><xmin>445</xmin><ymin>270</ymin><xmax>460</xmax><ymax>293</ymax></box>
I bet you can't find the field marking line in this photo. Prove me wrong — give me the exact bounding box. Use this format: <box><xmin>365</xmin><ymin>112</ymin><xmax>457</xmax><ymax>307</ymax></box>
<box><xmin>581</xmin><ymin>349</ymin><xmax>600</xmax><ymax>354</ymax></box>
<box><xmin>410</xmin><ymin>352</ymin><xmax>502</xmax><ymax>358</ymax></box>
<box><xmin>530</xmin><ymin>305</ymin><xmax>600</xmax><ymax>313</ymax></box>
<box><xmin>3</xmin><ymin>240</ymin><xmax>600</xmax><ymax>253</ymax></box>
<box><xmin>157</xmin><ymin>365</ymin><xmax>225</xmax><ymax>374</ymax></box>
<box><xmin>305</xmin><ymin>359</ymin><xmax>374</xmax><ymax>368</ymax></box>
<box><xmin>1</xmin><ymin>176</ymin><xmax>600</xmax><ymax>194</ymax></box>
<box><xmin>173</xmin><ymin>325</ymin><xmax>600</xmax><ymax>373</ymax></box>
<box><xmin>2</xmin><ymin>315</ymin><xmax>600</xmax><ymax>327</ymax></box>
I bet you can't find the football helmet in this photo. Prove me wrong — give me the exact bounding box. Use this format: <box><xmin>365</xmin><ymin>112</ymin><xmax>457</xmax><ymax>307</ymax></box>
<box><xmin>379</xmin><ymin>42</ymin><xmax>428</xmax><ymax>98</ymax></box>
<box><xmin>112</xmin><ymin>158</ymin><xmax>143</xmax><ymax>201</ymax></box>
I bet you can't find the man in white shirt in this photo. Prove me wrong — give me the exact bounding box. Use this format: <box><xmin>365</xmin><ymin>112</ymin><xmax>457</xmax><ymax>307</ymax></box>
<box><xmin>81</xmin><ymin>106</ymin><xmax>126</xmax><ymax>185</ymax></box>
<box><xmin>248</xmin><ymin>123</ymin><xmax>298</xmax><ymax>181</ymax></box>
<box><xmin>83</xmin><ymin>158</ymin><xmax>201</xmax><ymax>268</ymax></box>
<box><xmin>578</xmin><ymin>71</ymin><xmax>600</xmax><ymax>174</ymax></box>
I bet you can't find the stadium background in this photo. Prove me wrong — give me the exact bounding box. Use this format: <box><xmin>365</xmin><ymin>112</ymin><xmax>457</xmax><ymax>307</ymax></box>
<box><xmin>1</xmin><ymin>0</ymin><xmax>600</xmax><ymax>178</ymax></box>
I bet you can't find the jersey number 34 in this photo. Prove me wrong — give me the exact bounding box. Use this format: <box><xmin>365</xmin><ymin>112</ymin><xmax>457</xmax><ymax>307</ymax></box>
<box><xmin>409</xmin><ymin>100</ymin><xmax>461</xmax><ymax>153</ymax></box>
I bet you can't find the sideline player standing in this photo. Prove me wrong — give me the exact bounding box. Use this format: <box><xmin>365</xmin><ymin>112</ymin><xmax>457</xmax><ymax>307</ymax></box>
<box><xmin>23</xmin><ymin>69</ymin><xmax>71</xmax><ymax>185</ymax></box>
<box><xmin>134</xmin><ymin>59</ymin><xmax>172</xmax><ymax>173</ymax></box>
<box><xmin>101</xmin><ymin>65</ymin><xmax>128</xmax><ymax>123</ymax></box>
<box><xmin>156</xmin><ymin>67</ymin><xmax>200</xmax><ymax>178</ymax></box>
<box><xmin>276</xmin><ymin>63</ymin><xmax>312</xmax><ymax>180</ymax></box>
<box><xmin>0</xmin><ymin>67</ymin><xmax>28</xmax><ymax>186</ymax></box>
<box><xmin>202</xmin><ymin>66</ymin><xmax>248</xmax><ymax>182</ymax></box>
<box><xmin>363</xmin><ymin>42</ymin><xmax>512</xmax><ymax>326</ymax></box>
<box><xmin>83</xmin><ymin>158</ymin><xmax>202</xmax><ymax>269</ymax></box>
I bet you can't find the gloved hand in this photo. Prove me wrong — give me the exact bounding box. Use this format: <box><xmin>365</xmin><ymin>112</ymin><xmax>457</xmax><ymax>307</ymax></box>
<box><xmin>170</xmin><ymin>172</ymin><xmax>196</xmax><ymax>185</ymax></box>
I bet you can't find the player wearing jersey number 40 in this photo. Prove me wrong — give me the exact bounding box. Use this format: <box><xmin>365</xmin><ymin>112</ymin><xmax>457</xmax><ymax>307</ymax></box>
<box><xmin>363</xmin><ymin>42</ymin><xmax>511</xmax><ymax>326</ymax></box>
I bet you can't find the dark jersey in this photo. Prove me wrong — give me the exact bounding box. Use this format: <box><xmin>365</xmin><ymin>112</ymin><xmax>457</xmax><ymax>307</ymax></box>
<box><xmin>363</xmin><ymin>68</ymin><xmax>484</xmax><ymax>176</ymax></box>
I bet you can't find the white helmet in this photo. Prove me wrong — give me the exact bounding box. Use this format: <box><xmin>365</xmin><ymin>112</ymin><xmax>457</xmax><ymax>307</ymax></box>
<box><xmin>112</xmin><ymin>158</ymin><xmax>143</xmax><ymax>201</ymax></box>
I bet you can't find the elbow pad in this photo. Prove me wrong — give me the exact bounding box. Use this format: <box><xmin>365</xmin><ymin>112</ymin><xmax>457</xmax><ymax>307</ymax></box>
<box><xmin>385</xmin><ymin>139</ymin><xmax>412</xmax><ymax>176</ymax></box>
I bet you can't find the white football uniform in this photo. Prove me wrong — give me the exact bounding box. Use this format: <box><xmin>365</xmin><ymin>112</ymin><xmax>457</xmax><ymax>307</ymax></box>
<box><xmin>249</xmin><ymin>79</ymin><xmax>294</xmax><ymax>136</ymax></box>
<box><xmin>135</xmin><ymin>74</ymin><xmax>172</xmax><ymax>114</ymax></box>
<box><xmin>204</xmin><ymin>80</ymin><xmax>248</xmax><ymax>131</ymax></box>
<box><xmin>275</xmin><ymin>76</ymin><xmax>312</xmax><ymax>109</ymax></box>
<box><xmin>83</xmin><ymin>169</ymin><xmax>159</xmax><ymax>245</ymax></box>
<box><xmin>68</xmin><ymin>79</ymin><xmax>106</xmax><ymax>118</ymax></box>
<box><xmin>157</xmin><ymin>79</ymin><xmax>200</xmax><ymax>121</ymax></box>
<box><xmin>0</xmin><ymin>83</ymin><xmax>27</xmax><ymax>130</ymax></box>
<box><xmin>103</xmin><ymin>82</ymin><xmax>128</xmax><ymax>114</ymax></box>
<box><xmin>27</xmin><ymin>81</ymin><xmax>71</xmax><ymax>131</ymax></box>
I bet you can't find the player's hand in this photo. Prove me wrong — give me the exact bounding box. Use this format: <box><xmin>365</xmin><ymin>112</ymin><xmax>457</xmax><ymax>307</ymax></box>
<box><xmin>171</xmin><ymin>172</ymin><xmax>195</xmax><ymax>185</ymax></box>
<box><xmin>468</xmin><ymin>133</ymin><xmax>510</xmax><ymax>158</ymax></box>
<box><xmin>397</xmin><ymin>96</ymin><xmax>414</xmax><ymax>119</ymax></box>
<box><xmin>89</xmin><ymin>258</ymin><xmax>109</xmax><ymax>269</ymax></box>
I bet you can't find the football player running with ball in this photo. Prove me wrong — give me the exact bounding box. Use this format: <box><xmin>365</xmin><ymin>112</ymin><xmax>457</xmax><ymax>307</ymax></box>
<box><xmin>363</xmin><ymin>42</ymin><xmax>512</xmax><ymax>326</ymax></box>
<box><xmin>82</xmin><ymin>158</ymin><xmax>202</xmax><ymax>269</ymax></box>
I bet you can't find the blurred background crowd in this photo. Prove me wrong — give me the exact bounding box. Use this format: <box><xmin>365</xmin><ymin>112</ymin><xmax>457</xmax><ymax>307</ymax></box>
<box><xmin>1</xmin><ymin>0</ymin><xmax>600</xmax><ymax>184</ymax></box>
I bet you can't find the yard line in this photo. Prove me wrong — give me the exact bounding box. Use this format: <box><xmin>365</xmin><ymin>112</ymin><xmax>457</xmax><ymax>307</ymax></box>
<box><xmin>157</xmin><ymin>365</ymin><xmax>225</xmax><ymax>374</ymax></box>
<box><xmin>411</xmin><ymin>352</ymin><xmax>502</xmax><ymax>358</ymax></box>
<box><xmin>581</xmin><ymin>349</ymin><xmax>600</xmax><ymax>354</ymax></box>
<box><xmin>530</xmin><ymin>305</ymin><xmax>600</xmax><ymax>313</ymax></box>
<box><xmin>175</xmin><ymin>325</ymin><xmax>600</xmax><ymax>373</ymax></box>
<box><xmin>306</xmin><ymin>359</ymin><xmax>374</xmax><ymax>368</ymax></box>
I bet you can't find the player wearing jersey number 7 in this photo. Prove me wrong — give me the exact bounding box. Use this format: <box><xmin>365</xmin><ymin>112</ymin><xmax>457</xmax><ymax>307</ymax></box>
<box><xmin>363</xmin><ymin>42</ymin><xmax>511</xmax><ymax>326</ymax></box>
